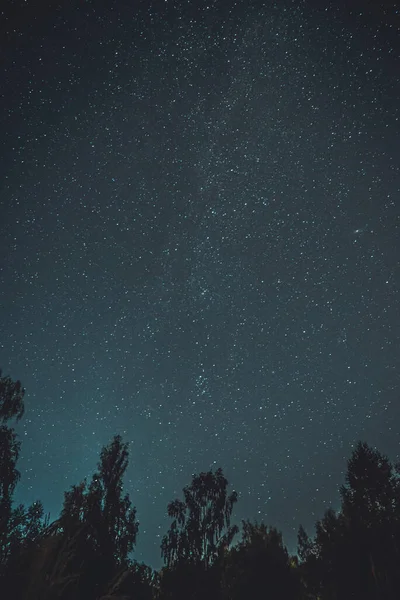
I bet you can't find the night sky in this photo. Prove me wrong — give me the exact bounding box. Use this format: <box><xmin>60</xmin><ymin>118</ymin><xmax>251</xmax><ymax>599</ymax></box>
<box><xmin>1</xmin><ymin>0</ymin><xmax>399</xmax><ymax>567</ymax></box>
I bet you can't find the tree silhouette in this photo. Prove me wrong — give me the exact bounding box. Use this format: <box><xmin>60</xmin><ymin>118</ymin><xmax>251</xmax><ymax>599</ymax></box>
<box><xmin>159</xmin><ymin>468</ymin><xmax>238</xmax><ymax>600</ymax></box>
<box><xmin>0</xmin><ymin>370</ymin><xmax>47</xmax><ymax>597</ymax></box>
<box><xmin>2</xmin><ymin>365</ymin><xmax>400</xmax><ymax>600</ymax></box>
<box><xmin>99</xmin><ymin>560</ymin><xmax>156</xmax><ymax>600</ymax></box>
<box><xmin>3</xmin><ymin>500</ymin><xmax>48</xmax><ymax>598</ymax></box>
<box><xmin>161</xmin><ymin>467</ymin><xmax>238</xmax><ymax>569</ymax></box>
<box><xmin>339</xmin><ymin>441</ymin><xmax>400</xmax><ymax>599</ymax></box>
<box><xmin>59</xmin><ymin>434</ymin><xmax>138</xmax><ymax>566</ymax></box>
<box><xmin>14</xmin><ymin>435</ymin><xmax>139</xmax><ymax>600</ymax></box>
<box><xmin>341</xmin><ymin>441</ymin><xmax>398</xmax><ymax>527</ymax></box>
<box><xmin>223</xmin><ymin>520</ymin><xmax>300</xmax><ymax>600</ymax></box>
<box><xmin>0</xmin><ymin>370</ymin><xmax>25</xmax><ymax>423</ymax></box>
<box><xmin>0</xmin><ymin>371</ymin><xmax>25</xmax><ymax>574</ymax></box>
<box><xmin>297</xmin><ymin>441</ymin><xmax>400</xmax><ymax>600</ymax></box>
<box><xmin>96</xmin><ymin>433</ymin><xmax>139</xmax><ymax>565</ymax></box>
<box><xmin>0</xmin><ymin>427</ymin><xmax>20</xmax><ymax>535</ymax></box>
<box><xmin>297</xmin><ymin>523</ymin><xmax>319</xmax><ymax>599</ymax></box>
<box><xmin>52</xmin><ymin>434</ymin><xmax>139</xmax><ymax>599</ymax></box>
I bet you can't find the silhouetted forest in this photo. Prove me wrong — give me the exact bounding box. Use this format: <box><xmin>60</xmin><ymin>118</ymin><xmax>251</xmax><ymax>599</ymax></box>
<box><xmin>1</xmin><ymin>370</ymin><xmax>399</xmax><ymax>600</ymax></box>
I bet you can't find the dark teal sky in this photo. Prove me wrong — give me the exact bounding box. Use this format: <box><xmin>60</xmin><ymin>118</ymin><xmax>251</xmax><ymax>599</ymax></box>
<box><xmin>1</xmin><ymin>0</ymin><xmax>399</xmax><ymax>567</ymax></box>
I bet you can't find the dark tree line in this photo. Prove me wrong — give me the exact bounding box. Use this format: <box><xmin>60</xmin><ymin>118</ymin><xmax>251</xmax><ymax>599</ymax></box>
<box><xmin>1</xmin><ymin>370</ymin><xmax>399</xmax><ymax>600</ymax></box>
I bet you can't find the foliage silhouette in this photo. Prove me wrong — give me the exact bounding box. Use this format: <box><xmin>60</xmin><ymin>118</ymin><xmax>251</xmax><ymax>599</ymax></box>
<box><xmin>0</xmin><ymin>369</ymin><xmax>25</xmax><ymax>423</ymax></box>
<box><xmin>297</xmin><ymin>441</ymin><xmax>400</xmax><ymax>600</ymax></box>
<box><xmin>46</xmin><ymin>434</ymin><xmax>140</xmax><ymax>600</ymax></box>
<box><xmin>1</xmin><ymin>368</ymin><xmax>400</xmax><ymax>600</ymax></box>
<box><xmin>59</xmin><ymin>435</ymin><xmax>139</xmax><ymax>568</ymax></box>
<box><xmin>222</xmin><ymin>520</ymin><xmax>301</xmax><ymax>600</ymax></box>
<box><xmin>161</xmin><ymin>467</ymin><xmax>238</xmax><ymax>569</ymax></box>
<box><xmin>159</xmin><ymin>468</ymin><xmax>238</xmax><ymax>600</ymax></box>
<box><xmin>0</xmin><ymin>370</ymin><xmax>35</xmax><ymax>581</ymax></box>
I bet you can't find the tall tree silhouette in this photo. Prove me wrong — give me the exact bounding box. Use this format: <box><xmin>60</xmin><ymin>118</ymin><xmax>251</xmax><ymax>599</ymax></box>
<box><xmin>0</xmin><ymin>371</ymin><xmax>25</xmax><ymax>572</ymax></box>
<box><xmin>340</xmin><ymin>441</ymin><xmax>398</xmax><ymax>527</ymax></box>
<box><xmin>339</xmin><ymin>441</ymin><xmax>400</xmax><ymax>599</ymax></box>
<box><xmin>159</xmin><ymin>468</ymin><xmax>237</xmax><ymax>600</ymax></box>
<box><xmin>0</xmin><ymin>371</ymin><xmax>25</xmax><ymax>512</ymax></box>
<box><xmin>59</xmin><ymin>434</ymin><xmax>139</xmax><ymax>565</ymax></box>
<box><xmin>223</xmin><ymin>521</ymin><xmax>300</xmax><ymax>600</ymax></box>
<box><xmin>297</xmin><ymin>441</ymin><xmax>400</xmax><ymax>600</ymax></box>
<box><xmin>297</xmin><ymin>523</ymin><xmax>320</xmax><ymax>599</ymax></box>
<box><xmin>0</xmin><ymin>370</ymin><xmax>47</xmax><ymax>599</ymax></box>
<box><xmin>0</xmin><ymin>370</ymin><xmax>25</xmax><ymax>423</ymax></box>
<box><xmin>161</xmin><ymin>467</ymin><xmax>238</xmax><ymax>569</ymax></box>
<box><xmin>94</xmin><ymin>433</ymin><xmax>139</xmax><ymax>565</ymax></box>
<box><xmin>55</xmin><ymin>434</ymin><xmax>139</xmax><ymax>599</ymax></box>
<box><xmin>19</xmin><ymin>435</ymin><xmax>139</xmax><ymax>600</ymax></box>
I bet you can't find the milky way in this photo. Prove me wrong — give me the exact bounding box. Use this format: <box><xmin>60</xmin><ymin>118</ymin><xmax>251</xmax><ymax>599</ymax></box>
<box><xmin>1</xmin><ymin>1</ymin><xmax>399</xmax><ymax>566</ymax></box>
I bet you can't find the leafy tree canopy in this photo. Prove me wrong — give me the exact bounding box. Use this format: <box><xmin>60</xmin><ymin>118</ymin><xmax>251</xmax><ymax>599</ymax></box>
<box><xmin>161</xmin><ymin>467</ymin><xmax>238</xmax><ymax>569</ymax></box>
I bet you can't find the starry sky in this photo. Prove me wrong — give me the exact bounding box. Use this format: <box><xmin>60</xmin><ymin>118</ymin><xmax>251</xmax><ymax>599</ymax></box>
<box><xmin>1</xmin><ymin>0</ymin><xmax>399</xmax><ymax>567</ymax></box>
